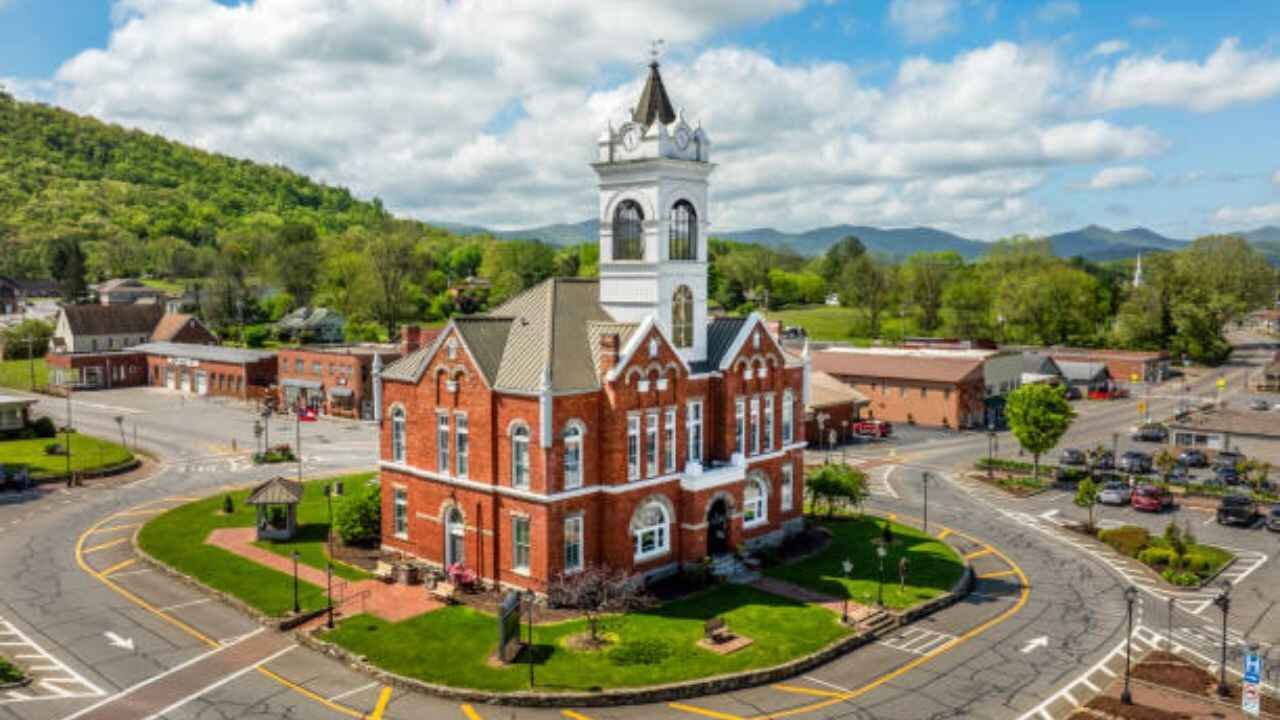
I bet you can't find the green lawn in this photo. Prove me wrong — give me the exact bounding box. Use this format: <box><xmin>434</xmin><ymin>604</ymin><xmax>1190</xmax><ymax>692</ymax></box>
<box><xmin>766</xmin><ymin>516</ymin><xmax>966</xmax><ymax>609</ymax></box>
<box><xmin>0</xmin><ymin>432</ymin><xmax>132</xmax><ymax>479</ymax></box>
<box><xmin>137</xmin><ymin>474</ymin><xmax>377</xmax><ymax>616</ymax></box>
<box><xmin>0</xmin><ymin>358</ymin><xmax>45</xmax><ymax>392</ymax></box>
<box><xmin>764</xmin><ymin>305</ymin><xmax>912</xmax><ymax>343</ymax></box>
<box><xmin>321</xmin><ymin>583</ymin><xmax>851</xmax><ymax>692</ymax></box>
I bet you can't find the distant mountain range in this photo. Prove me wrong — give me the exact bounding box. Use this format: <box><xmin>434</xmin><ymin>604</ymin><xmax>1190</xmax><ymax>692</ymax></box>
<box><xmin>438</xmin><ymin>219</ymin><xmax>1280</xmax><ymax>263</ymax></box>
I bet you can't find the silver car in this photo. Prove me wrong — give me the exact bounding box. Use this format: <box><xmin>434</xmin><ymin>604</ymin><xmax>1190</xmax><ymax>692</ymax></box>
<box><xmin>1098</xmin><ymin>481</ymin><xmax>1131</xmax><ymax>506</ymax></box>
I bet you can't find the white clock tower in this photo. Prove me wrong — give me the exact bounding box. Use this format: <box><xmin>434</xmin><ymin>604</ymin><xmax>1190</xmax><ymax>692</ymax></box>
<box><xmin>593</xmin><ymin>60</ymin><xmax>714</xmax><ymax>364</ymax></box>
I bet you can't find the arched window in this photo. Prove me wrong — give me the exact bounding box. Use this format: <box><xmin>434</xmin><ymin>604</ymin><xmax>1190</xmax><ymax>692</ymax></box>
<box><xmin>391</xmin><ymin>406</ymin><xmax>406</xmax><ymax>463</ymax></box>
<box><xmin>511</xmin><ymin>424</ymin><xmax>531</xmax><ymax>489</ymax></box>
<box><xmin>631</xmin><ymin>500</ymin><xmax>670</xmax><ymax>560</ymax></box>
<box><xmin>669</xmin><ymin>200</ymin><xmax>697</xmax><ymax>260</ymax></box>
<box><xmin>612</xmin><ymin>200</ymin><xmax>644</xmax><ymax>260</ymax></box>
<box><xmin>445</xmin><ymin>507</ymin><xmax>465</xmax><ymax>566</ymax></box>
<box><xmin>563</xmin><ymin>422</ymin><xmax>583</xmax><ymax>490</ymax></box>
<box><xmin>744</xmin><ymin>475</ymin><xmax>768</xmax><ymax>527</ymax></box>
<box><xmin>672</xmin><ymin>285</ymin><xmax>693</xmax><ymax>349</ymax></box>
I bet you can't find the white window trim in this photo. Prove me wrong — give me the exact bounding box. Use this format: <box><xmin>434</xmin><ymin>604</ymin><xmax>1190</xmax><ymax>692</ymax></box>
<box><xmin>563</xmin><ymin>421</ymin><xmax>584</xmax><ymax>490</ymax></box>
<box><xmin>627</xmin><ymin>413</ymin><xmax>641</xmax><ymax>481</ymax></box>
<box><xmin>744</xmin><ymin>476</ymin><xmax>768</xmax><ymax>528</ymax></box>
<box><xmin>512</xmin><ymin>516</ymin><xmax>531</xmax><ymax>574</ymax></box>
<box><xmin>686</xmin><ymin>399</ymin><xmax>703</xmax><ymax>464</ymax></box>
<box><xmin>734</xmin><ymin>398</ymin><xmax>745</xmax><ymax>456</ymax></box>
<box><xmin>454</xmin><ymin>411</ymin><xmax>469</xmax><ymax>479</ymax></box>
<box><xmin>393</xmin><ymin>486</ymin><xmax>409</xmax><ymax>539</ymax></box>
<box><xmin>663</xmin><ymin>407</ymin><xmax>677</xmax><ymax>474</ymax></box>
<box><xmin>782</xmin><ymin>390</ymin><xmax>795</xmax><ymax>444</ymax></box>
<box><xmin>563</xmin><ymin>514</ymin><xmax>584</xmax><ymax>574</ymax></box>
<box><xmin>764</xmin><ymin>394</ymin><xmax>775</xmax><ymax>452</ymax></box>
<box><xmin>645</xmin><ymin>410</ymin><xmax>659</xmax><ymax>479</ymax></box>
<box><xmin>436</xmin><ymin>411</ymin><xmax>450</xmax><ymax>475</ymax></box>
<box><xmin>390</xmin><ymin>404</ymin><xmax>407</xmax><ymax>463</ymax></box>
<box><xmin>511</xmin><ymin>423</ymin><xmax>531</xmax><ymax>489</ymax></box>
<box><xmin>750</xmin><ymin>395</ymin><xmax>761</xmax><ymax>456</ymax></box>
<box><xmin>781</xmin><ymin>464</ymin><xmax>794</xmax><ymax>512</ymax></box>
<box><xmin>632</xmin><ymin>501</ymin><xmax>671</xmax><ymax>562</ymax></box>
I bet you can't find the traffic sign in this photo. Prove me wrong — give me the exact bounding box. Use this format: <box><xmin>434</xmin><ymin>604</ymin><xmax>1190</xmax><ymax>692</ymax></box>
<box><xmin>1243</xmin><ymin>683</ymin><xmax>1260</xmax><ymax>716</ymax></box>
<box><xmin>1130</xmin><ymin>372</ymin><xmax>1139</xmax><ymax>383</ymax></box>
<box><xmin>1137</xmin><ymin>401</ymin><xmax>1147</xmax><ymax>415</ymax></box>
<box><xmin>1217</xmin><ymin>377</ymin><xmax>1227</xmax><ymax>390</ymax></box>
<box><xmin>1243</xmin><ymin>651</ymin><xmax>1263</xmax><ymax>717</ymax></box>
<box><xmin>1244</xmin><ymin>652</ymin><xmax>1262</xmax><ymax>684</ymax></box>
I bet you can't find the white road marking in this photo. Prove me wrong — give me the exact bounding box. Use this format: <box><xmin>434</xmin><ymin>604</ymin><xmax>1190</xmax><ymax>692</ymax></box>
<box><xmin>875</xmin><ymin>465</ymin><xmax>902</xmax><ymax>499</ymax></box>
<box><xmin>156</xmin><ymin>598</ymin><xmax>212</xmax><ymax>613</ymax></box>
<box><xmin>138</xmin><ymin>645</ymin><xmax>297</xmax><ymax>720</ymax></box>
<box><xmin>1021</xmin><ymin>636</ymin><xmax>1050</xmax><ymax>654</ymax></box>
<box><xmin>802</xmin><ymin>675</ymin><xmax>855</xmax><ymax>694</ymax></box>
<box><xmin>327</xmin><ymin>681</ymin><xmax>379</xmax><ymax>702</ymax></box>
<box><xmin>878</xmin><ymin>627</ymin><xmax>957</xmax><ymax>655</ymax></box>
<box><xmin>0</xmin><ymin>617</ymin><xmax>104</xmax><ymax>705</ymax></box>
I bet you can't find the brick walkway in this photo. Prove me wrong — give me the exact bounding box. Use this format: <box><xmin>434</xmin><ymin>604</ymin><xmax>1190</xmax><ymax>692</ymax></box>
<box><xmin>206</xmin><ymin>527</ymin><xmax>442</xmax><ymax>622</ymax></box>
<box><xmin>750</xmin><ymin>577</ymin><xmax>879</xmax><ymax>623</ymax></box>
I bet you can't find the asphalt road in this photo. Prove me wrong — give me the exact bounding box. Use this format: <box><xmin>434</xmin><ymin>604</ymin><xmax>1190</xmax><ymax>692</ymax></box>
<box><xmin>0</xmin><ymin>338</ymin><xmax>1274</xmax><ymax>720</ymax></box>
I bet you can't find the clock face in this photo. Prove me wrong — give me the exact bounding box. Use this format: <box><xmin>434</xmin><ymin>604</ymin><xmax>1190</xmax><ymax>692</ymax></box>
<box><xmin>675</xmin><ymin>127</ymin><xmax>690</xmax><ymax>150</ymax></box>
<box><xmin>622</xmin><ymin>125</ymin><xmax>641</xmax><ymax>151</ymax></box>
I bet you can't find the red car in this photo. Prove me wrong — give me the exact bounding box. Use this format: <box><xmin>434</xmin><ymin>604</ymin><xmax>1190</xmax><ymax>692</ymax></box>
<box><xmin>853</xmin><ymin>420</ymin><xmax>893</xmax><ymax>438</ymax></box>
<box><xmin>1131</xmin><ymin>484</ymin><xmax>1174</xmax><ymax>512</ymax></box>
<box><xmin>1088</xmin><ymin>387</ymin><xmax>1131</xmax><ymax>400</ymax></box>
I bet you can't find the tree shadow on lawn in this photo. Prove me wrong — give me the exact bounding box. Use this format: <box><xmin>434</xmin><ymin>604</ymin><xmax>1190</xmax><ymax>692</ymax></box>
<box><xmin>640</xmin><ymin>584</ymin><xmax>811</xmax><ymax>624</ymax></box>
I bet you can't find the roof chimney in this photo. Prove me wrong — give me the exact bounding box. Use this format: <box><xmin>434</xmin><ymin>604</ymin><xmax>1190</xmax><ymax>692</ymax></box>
<box><xmin>400</xmin><ymin>325</ymin><xmax>422</xmax><ymax>355</ymax></box>
<box><xmin>599</xmin><ymin>333</ymin><xmax>621</xmax><ymax>376</ymax></box>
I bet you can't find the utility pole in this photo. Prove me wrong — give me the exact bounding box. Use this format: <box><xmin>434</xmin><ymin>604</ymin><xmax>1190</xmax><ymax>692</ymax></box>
<box><xmin>296</xmin><ymin>412</ymin><xmax>302</xmax><ymax>483</ymax></box>
<box><xmin>64</xmin><ymin>385</ymin><xmax>72</xmax><ymax>487</ymax></box>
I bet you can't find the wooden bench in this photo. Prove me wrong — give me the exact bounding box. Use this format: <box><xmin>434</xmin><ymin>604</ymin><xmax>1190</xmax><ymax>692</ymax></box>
<box><xmin>704</xmin><ymin>617</ymin><xmax>733</xmax><ymax>644</ymax></box>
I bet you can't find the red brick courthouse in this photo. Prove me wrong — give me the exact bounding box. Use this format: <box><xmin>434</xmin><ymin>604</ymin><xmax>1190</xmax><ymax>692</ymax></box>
<box><xmin>377</xmin><ymin>62</ymin><xmax>811</xmax><ymax>592</ymax></box>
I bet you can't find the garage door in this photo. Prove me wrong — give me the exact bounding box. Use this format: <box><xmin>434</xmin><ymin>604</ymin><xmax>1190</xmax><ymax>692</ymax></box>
<box><xmin>196</xmin><ymin>371</ymin><xmax>209</xmax><ymax>395</ymax></box>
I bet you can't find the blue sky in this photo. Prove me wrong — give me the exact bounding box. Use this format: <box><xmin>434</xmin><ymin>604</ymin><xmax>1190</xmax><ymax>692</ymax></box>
<box><xmin>3</xmin><ymin>0</ymin><xmax>1279</xmax><ymax>239</ymax></box>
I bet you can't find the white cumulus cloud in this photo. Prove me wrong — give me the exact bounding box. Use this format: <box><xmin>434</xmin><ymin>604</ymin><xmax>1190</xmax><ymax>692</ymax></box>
<box><xmin>1036</xmin><ymin>1</ymin><xmax>1080</xmax><ymax>23</ymax></box>
<box><xmin>887</xmin><ymin>0</ymin><xmax>960</xmax><ymax>44</ymax></box>
<box><xmin>1083</xmin><ymin>166</ymin><xmax>1154</xmax><ymax>189</ymax></box>
<box><xmin>1090</xmin><ymin>38</ymin><xmax>1280</xmax><ymax>112</ymax></box>
<box><xmin>1214</xmin><ymin>204</ymin><xmax>1280</xmax><ymax>226</ymax></box>
<box><xmin>1088</xmin><ymin>40</ymin><xmax>1128</xmax><ymax>58</ymax></box>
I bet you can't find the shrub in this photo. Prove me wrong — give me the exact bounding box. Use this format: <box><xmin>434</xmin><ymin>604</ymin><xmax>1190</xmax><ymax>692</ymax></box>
<box><xmin>30</xmin><ymin>416</ymin><xmax>56</xmax><ymax>438</ymax></box>
<box><xmin>43</xmin><ymin>442</ymin><xmax>64</xmax><ymax>456</ymax></box>
<box><xmin>1160</xmin><ymin>569</ymin><xmax>1199</xmax><ymax>587</ymax></box>
<box><xmin>242</xmin><ymin>325</ymin><xmax>270</xmax><ymax>348</ymax></box>
<box><xmin>608</xmin><ymin>638</ymin><xmax>671</xmax><ymax>666</ymax></box>
<box><xmin>222</xmin><ymin>495</ymin><xmax>234</xmax><ymax>514</ymax></box>
<box><xmin>1183</xmin><ymin>554</ymin><xmax>1212</xmax><ymax>574</ymax></box>
<box><xmin>334</xmin><ymin>481</ymin><xmax>381</xmax><ymax>546</ymax></box>
<box><xmin>1098</xmin><ymin>526</ymin><xmax>1150</xmax><ymax>558</ymax></box>
<box><xmin>1137</xmin><ymin>547</ymin><xmax>1176</xmax><ymax>568</ymax></box>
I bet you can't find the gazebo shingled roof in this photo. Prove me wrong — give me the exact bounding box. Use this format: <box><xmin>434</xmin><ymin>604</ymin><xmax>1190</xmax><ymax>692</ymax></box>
<box><xmin>245</xmin><ymin>477</ymin><xmax>304</xmax><ymax>506</ymax></box>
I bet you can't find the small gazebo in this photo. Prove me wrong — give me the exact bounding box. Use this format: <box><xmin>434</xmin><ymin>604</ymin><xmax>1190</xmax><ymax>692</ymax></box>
<box><xmin>245</xmin><ymin>477</ymin><xmax>304</xmax><ymax>541</ymax></box>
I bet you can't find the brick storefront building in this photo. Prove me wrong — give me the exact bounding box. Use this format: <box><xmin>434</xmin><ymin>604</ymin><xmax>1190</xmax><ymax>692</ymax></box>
<box><xmin>137</xmin><ymin>342</ymin><xmax>278</xmax><ymax>400</ymax></box>
<box><xmin>46</xmin><ymin>307</ymin><xmax>216</xmax><ymax>391</ymax></box>
<box><xmin>377</xmin><ymin>63</ymin><xmax>810</xmax><ymax>592</ymax></box>
<box><xmin>277</xmin><ymin>342</ymin><xmax>406</xmax><ymax>420</ymax></box>
<box><xmin>812</xmin><ymin>348</ymin><xmax>986</xmax><ymax>429</ymax></box>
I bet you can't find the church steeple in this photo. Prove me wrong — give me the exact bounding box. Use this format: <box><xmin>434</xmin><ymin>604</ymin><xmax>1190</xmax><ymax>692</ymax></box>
<box><xmin>633</xmin><ymin>61</ymin><xmax>676</xmax><ymax>127</ymax></box>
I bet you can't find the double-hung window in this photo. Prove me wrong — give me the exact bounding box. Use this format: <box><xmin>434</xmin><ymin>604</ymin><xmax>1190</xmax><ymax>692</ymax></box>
<box><xmin>436</xmin><ymin>413</ymin><xmax>450</xmax><ymax>474</ymax></box>
<box><xmin>391</xmin><ymin>406</ymin><xmax>406</xmax><ymax>463</ymax></box>
<box><xmin>512</xmin><ymin>425</ymin><xmax>530</xmax><ymax>488</ymax></box>
<box><xmin>686</xmin><ymin>400</ymin><xmax>703</xmax><ymax>464</ymax></box>
<box><xmin>750</xmin><ymin>396</ymin><xmax>761</xmax><ymax>456</ymax></box>
<box><xmin>764</xmin><ymin>394</ymin><xmax>775</xmax><ymax>452</ymax></box>
<box><xmin>563</xmin><ymin>423</ymin><xmax>583</xmax><ymax>489</ymax></box>
<box><xmin>564</xmin><ymin>516</ymin><xmax>583</xmax><ymax>573</ymax></box>
<box><xmin>393</xmin><ymin>487</ymin><xmax>408</xmax><ymax>538</ymax></box>
<box><xmin>663</xmin><ymin>407</ymin><xmax>677</xmax><ymax>473</ymax></box>
<box><xmin>735</xmin><ymin>398</ymin><xmax>745</xmax><ymax>456</ymax></box>
<box><xmin>781</xmin><ymin>463</ymin><xmax>794</xmax><ymax>511</ymax></box>
<box><xmin>454</xmin><ymin>413</ymin><xmax>468</xmax><ymax>478</ymax></box>
<box><xmin>512</xmin><ymin>517</ymin><xmax>530</xmax><ymax>572</ymax></box>
<box><xmin>645</xmin><ymin>411</ymin><xmax>659</xmax><ymax>478</ymax></box>
<box><xmin>627</xmin><ymin>415</ymin><xmax>641</xmax><ymax>480</ymax></box>
<box><xmin>782</xmin><ymin>390</ymin><xmax>794</xmax><ymax>444</ymax></box>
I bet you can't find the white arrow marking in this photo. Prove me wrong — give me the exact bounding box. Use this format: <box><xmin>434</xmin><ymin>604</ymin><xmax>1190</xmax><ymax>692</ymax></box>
<box><xmin>1038</xmin><ymin>509</ymin><xmax>1060</xmax><ymax>521</ymax></box>
<box><xmin>1021</xmin><ymin>636</ymin><xmax>1049</xmax><ymax>653</ymax></box>
<box><xmin>104</xmin><ymin>631</ymin><xmax>134</xmax><ymax>651</ymax></box>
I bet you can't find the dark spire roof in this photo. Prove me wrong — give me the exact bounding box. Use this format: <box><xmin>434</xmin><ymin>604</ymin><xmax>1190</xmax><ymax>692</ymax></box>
<box><xmin>633</xmin><ymin>61</ymin><xmax>676</xmax><ymax>127</ymax></box>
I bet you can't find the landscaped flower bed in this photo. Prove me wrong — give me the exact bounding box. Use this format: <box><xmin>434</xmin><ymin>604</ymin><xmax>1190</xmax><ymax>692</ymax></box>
<box><xmin>252</xmin><ymin>443</ymin><xmax>297</xmax><ymax>464</ymax></box>
<box><xmin>0</xmin><ymin>655</ymin><xmax>24</xmax><ymax>685</ymax></box>
<box><xmin>1096</xmin><ymin>524</ymin><xmax>1232</xmax><ymax>587</ymax></box>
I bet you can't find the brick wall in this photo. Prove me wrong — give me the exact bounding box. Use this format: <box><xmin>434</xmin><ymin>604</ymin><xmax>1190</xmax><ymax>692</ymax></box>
<box><xmin>836</xmin><ymin>375</ymin><xmax>985</xmax><ymax>429</ymax></box>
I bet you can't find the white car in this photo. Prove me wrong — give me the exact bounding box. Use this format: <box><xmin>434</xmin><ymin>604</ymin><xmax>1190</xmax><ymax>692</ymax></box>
<box><xmin>1097</xmin><ymin>482</ymin><xmax>1131</xmax><ymax>506</ymax></box>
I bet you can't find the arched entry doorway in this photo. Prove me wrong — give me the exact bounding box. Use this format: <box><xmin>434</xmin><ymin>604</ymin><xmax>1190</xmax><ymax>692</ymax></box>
<box><xmin>445</xmin><ymin>508</ymin><xmax>465</xmax><ymax>566</ymax></box>
<box><xmin>707</xmin><ymin>498</ymin><xmax>729</xmax><ymax>556</ymax></box>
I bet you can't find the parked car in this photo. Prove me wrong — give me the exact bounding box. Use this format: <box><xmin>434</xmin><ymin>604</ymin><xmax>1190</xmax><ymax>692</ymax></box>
<box><xmin>1216</xmin><ymin>495</ymin><xmax>1258</xmax><ymax>526</ymax></box>
<box><xmin>1060</xmin><ymin>448</ymin><xmax>1087</xmax><ymax>467</ymax></box>
<box><xmin>1267</xmin><ymin>505</ymin><xmax>1280</xmax><ymax>533</ymax></box>
<box><xmin>1131</xmin><ymin>424</ymin><xmax>1169</xmax><ymax>443</ymax></box>
<box><xmin>1117</xmin><ymin>451</ymin><xmax>1152</xmax><ymax>474</ymax></box>
<box><xmin>1249</xmin><ymin>398</ymin><xmax>1271</xmax><ymax>411</ymax></box>
<box><xmin>1178</xmin><ymin>449</ymin><xmax>1208</xmax><ymax>468</ymax></box>
<box><xmin>1091</xmin><ymin>450</ymin><xmax>1115</xmax><ymax>471</ymax></box>
<box><xmin>1098</xmin><ymin>481</ymin><xmax>1132</xmax><ymax>506</ymax></box>
<box><xmin>1168</xmin><ymin>464</ymin><xmax>1194</xmax><ymax>485</ymax></box>
<box><xmin>852</xmin><ymin>420</ymin><xmax>893</xmax><ymax>438</ymax></box>
<box><xmin>1132</xmin><ymin>484</ymin><xmax>1174</xmax><ymax>512</ymax></box>
<box><xmin>1214</xmin><ymin>451</ymin><xmax>1245</xmax><ymax>469</ymax></box>
<box><xmin>1090</xmin><ymin>388</ymin><xmax>1130</xmax><ymax>400</ymax></box>
<box><xmin>1215</xmin><ymin>465</ymin><xmax>1241</xmax><ymax>485</ymax></box>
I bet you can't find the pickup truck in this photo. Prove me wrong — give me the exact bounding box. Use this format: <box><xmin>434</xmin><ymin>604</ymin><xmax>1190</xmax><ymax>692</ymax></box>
<box><xmin>852</xmin><ymin>420</ymin><xmax>893</xmax><ymax>438</ymax></box>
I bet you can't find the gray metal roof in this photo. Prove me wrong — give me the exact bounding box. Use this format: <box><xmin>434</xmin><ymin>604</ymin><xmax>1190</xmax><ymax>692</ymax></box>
<box><xmin>0</xmin><ymin>394</ymin><xmax>37</xmax><ymax>406</ymax></box>
<box><xmin>1056</xmin><ymin>360</ymin><xmax>1111</xmax><ymax>382</ymax></box>
<box><xmin>134</xmin><ymin>342</ymin><xmax>276</xmax><ymax>364</ymax></box>
<box><xmin>705</xmin><ymin>316</ymin><xmax>748</xmax><ymax>369</ymax></box>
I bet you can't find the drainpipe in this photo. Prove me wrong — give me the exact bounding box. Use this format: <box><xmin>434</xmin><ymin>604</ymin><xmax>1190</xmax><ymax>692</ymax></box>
<box><xmin>372</xmin><ymin>353</ymin><xmax>384</xmax><ymax>423</ymax></box>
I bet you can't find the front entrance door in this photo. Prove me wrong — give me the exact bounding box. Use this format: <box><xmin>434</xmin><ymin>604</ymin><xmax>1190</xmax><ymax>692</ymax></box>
<box><xmin>707</xmin><ymin>499</ymin><xmax>729</xmax><ymax>556</ymax></box>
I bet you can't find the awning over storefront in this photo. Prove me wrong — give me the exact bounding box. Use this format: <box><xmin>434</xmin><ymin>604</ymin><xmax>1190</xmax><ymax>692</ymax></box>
<box><xmin>281</xmin><ymin>378</ymin><xmax>322</xmax><ymax>390</ymax></box>
<box><xmin>328</xmin><ymin>387</ymin><xmax>353</xmax><ymax>398</ymax></box>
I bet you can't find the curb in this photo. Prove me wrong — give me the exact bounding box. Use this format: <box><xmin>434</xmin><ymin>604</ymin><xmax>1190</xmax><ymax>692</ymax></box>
<box><xmin>31</xmin><ymin>457</ymin><xmax>142</xmax><ymax>486</ymax></box>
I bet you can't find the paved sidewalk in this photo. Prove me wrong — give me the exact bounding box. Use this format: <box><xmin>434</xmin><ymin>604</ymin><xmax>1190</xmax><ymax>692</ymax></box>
<box><xmin>207</xmin><ymin>527</ymin><xmax>442</xmax><ymax>622</ymax></box>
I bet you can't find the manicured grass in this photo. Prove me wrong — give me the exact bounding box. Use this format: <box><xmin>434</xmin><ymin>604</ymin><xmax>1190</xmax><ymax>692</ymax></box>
<box><xmin>138</xmin><ymin>474</ymin><xmax>376</xmax><ymax>616</ymax></box>
<box><xmin>766</xmin><ymin>516</ymin><xmax>966</xmax><ymax>609</ymax></box>
<box><xmin>0</xmin><ymin>655</ymin><xmax>23</xmax><ymax>684</ymax></box>
<box><xmin>321</xmin><ymin>583</ymin><xmax>851</xmax><ymax>692</ymax></box>
<box><xmin>764</xmin><ymin>305</ymin><xmax>911</xmax><ymax>343</ymax></box>
<box><xmin>0</xmin><ymin>432</ymin><xmax>132</xmax><ymax>479</ymax></box>
<box><xmin>0</xmin><ymin>358</ymin><xmax>45</xmax><ymax>392</ymax></box>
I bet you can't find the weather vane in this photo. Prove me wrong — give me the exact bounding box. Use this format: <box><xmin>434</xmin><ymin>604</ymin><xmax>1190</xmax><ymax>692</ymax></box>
<box><xmin>650</xmin><ymin>38</ymin><xmax>665</xmax><ymax>64</ymax></box>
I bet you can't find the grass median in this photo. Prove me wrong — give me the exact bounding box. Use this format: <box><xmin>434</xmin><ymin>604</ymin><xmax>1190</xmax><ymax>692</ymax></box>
<box><xmin>137</xmin><ymin>473</ymin><xmax>375</xmax><ymax>616</ymax></box>
<box><xmin>0</xmin><ymin>432</ymin><xmax>132</xmax><ymax>480</ymax></box>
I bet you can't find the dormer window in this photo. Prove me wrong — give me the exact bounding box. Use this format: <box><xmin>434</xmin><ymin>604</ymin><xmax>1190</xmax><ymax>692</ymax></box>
<box><xmin>613</xmin><ymin>200</ymin><xmax>644</xmax><ymax>260</ymax></box>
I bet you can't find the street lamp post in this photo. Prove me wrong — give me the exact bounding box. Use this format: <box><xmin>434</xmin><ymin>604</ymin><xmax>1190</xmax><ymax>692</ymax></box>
<box><xmin>291</xmin><ymin>550</ymin><xmax>301</xmax><ymax>614</ymax></box>
<box><xmin>65</xmin><ymin>385</ymin><xmax>73</xmax><ymax>487</ymax></box>
<box><xmin>987</xmin><ymin>431</ymin><xmax>996</xmax><ymax>479</ymax></box>
<box><xmin>261</xmin><ymin>408</ymin><xmax>271</xmax><ymax>451</ymax></box>
<box><xmin>324</xmin><ymin>483</ymin><xmax>334</xmax><ymax>557</ymax></box>
<box><xmin>1122</xmin><ymin>586</ymin><xmax>1138</xmax><ymax>704</ymax></box>
<box><xmin>922</xmin><ymin>472</ymin><xmax>930</xmax><ymax>533</ymax></box>
<box><xmin>840</xmin><ymin>558</ymin><xmax>854</xmax><ymax>625</ymax></box>
<box><xmin>875</xmin><ymin>544</ymin><xmax>887</xmax><ymax>606</ymax></box>
<box><xmin>1112</xmin><ymin>432</ymin><xmax>1119</xmax><ymax>463</ymax></box>
<box><xmin>1214</xmin><ymin>581</ymin><xmax>1232</xmax><ymax>696</ymax></box>
<box><xmin>525</xmin><ymin>589</ymin><xmax>536</xmax><ymax>688</ymax></box>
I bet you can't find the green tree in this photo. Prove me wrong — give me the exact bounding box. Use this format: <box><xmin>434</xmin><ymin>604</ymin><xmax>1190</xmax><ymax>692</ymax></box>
<box><xmin>270</xmin><ymin>222</ymin><xmax>322</xmax><ymax>307</ymax></box>
<box><xmin>48</xmin><ymin>236</ymin><xmax>88</xmax><ymax>303</ymax></box>
<box><xmin>367</xmin><ymin>221</ymin><xmax>419</xmax><ymax>335</ymax></box>
<box><xmin>805</xmin><ymin>463</ymin><xmax>869</xmax><ymax>518</ymax></box>
<box><xmin>901</xmin><ymin>251</ymin><xmax>963</xmax><ymax>332</ymax></box>
<box><xmin>1006</xmin><ymin>383</ymin><xmax>1076</xmax><ymax>482</ymax></box>
<box><xmin>941</xmin><ymin>269</ymin><xmax>992</xmax><ymax>339</ymax></box>
<box><xmin>1075</xmin><ymin>476</ymin><xmax>1098</xmax><ymax>532</ymax></box>
<box><xmin>1153</xmin><ymin>449</ymin><xmax>1177</xmax><ymax>481</ymax></box>
<box><xmin>840</xmin><ymin>254</ymin><xmax>895</xmax><ymax>337</ymax></box>
<box><xmin>820</xmin><ymin>235</ymin><xmax>866</xmax><ymax>283</ymax></box>
<box><xmin>1</xmin><ymin>319</ymin><xmax>53</xmax><ymax>360</ymax></box>
<box><xmin>334</xmin><ymin>482</ymin><xmax>381</xmax><ymax>546</ymax></box>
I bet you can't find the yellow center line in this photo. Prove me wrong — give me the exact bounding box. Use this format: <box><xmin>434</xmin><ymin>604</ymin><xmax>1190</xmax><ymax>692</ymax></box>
<box><xmin>977</xmin><ymin>569</ymin><xmax>1018</xmax><ymax>580</ymax></box>
<box><xmin>562</xmin><ymin>711</ymin><xmax>594</xmax><ymax>720</ymax></box>
<box><xmin>668</xmin><ymin>702</ymin><xmax>745</xmax><ymax>719</ymax></box>
<box><xmin>936</xmin><ymin>528</ymin><xmax>952</xmax><ymax>540</ymax></box>
<box><xmin>257</xmin><ymin>667</ymin><xmax>364</xmax><ymax>718</ymax></box>
<box><xmin>367</xmin><ymin>686</ymin><xmax>392</xmax><ymax>719</ymax></box>
<box><xmin>87</xmin><ymin>522</ymin><xmax>142</xmax><ymax>535</ymax></box>
<box><xmin>963</xmin><ymin>547</ymin><xmax>994</xmax><ymax>561</ymax></box>
<box><xmin>99</xmin><ymin>558</ymin><xmax>137</xmax><ymax>576</ymax></box>
<box><xmin>886</xmin><ymin>512</ymin><xmax>898</xmax><ymax>521</ymax></box>
<box><xmin>460</xmin><ymin>704</ymin><xmax>484</xmax><ymax>720</ymax></box>
<box><xmin>83</xmin><ymin>537</ymin><xmax>128</xmax><ymax>553</ymax></box>
<box><xmin>111</xmin><ymin>508</ymin><xmax>164</xmax><ymax>518</ymax></box>
<box><xmin>772</xmin><ymin>683</ymin><xmax>845</xmax><ymax>698</ymax></box>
